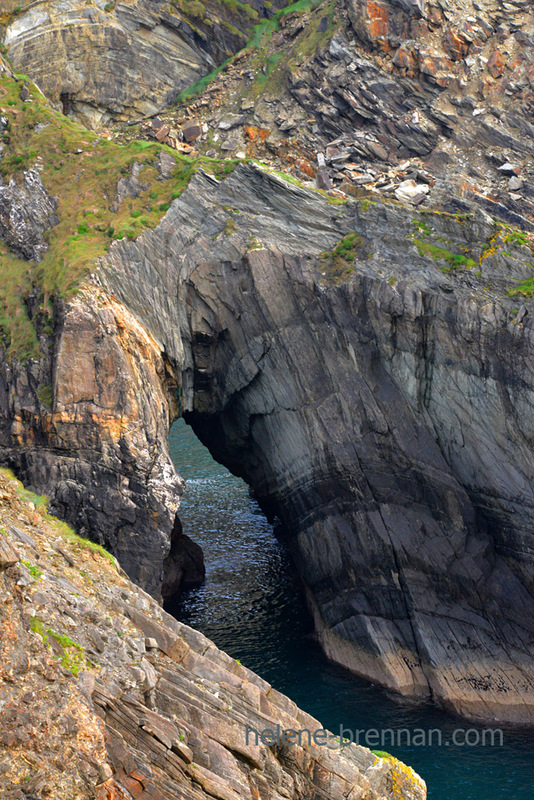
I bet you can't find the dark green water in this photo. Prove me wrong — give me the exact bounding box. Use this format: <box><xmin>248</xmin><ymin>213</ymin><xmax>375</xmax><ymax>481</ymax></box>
<box><xmin>167</xmin><ymin>418</ymin><xmax>534</xmax><ymax>799</ymax></box>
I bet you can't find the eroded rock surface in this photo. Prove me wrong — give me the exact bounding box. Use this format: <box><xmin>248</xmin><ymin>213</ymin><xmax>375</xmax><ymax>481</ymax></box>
<box><xmin>0</xmin><ymin>169</ymin><xmax>58</xmax><ymax>261</ymax></box>
<box><xmin>160</xmin><ymin>0</ymin><xmax>534</xmax><ymax>230</ymax></box>
<box><xmin>0</xmin><ymin>470</ymin><xmax>425</xmax><ymax>799</ymax></box>
<box><xmin>1</xmin><ymin>0</ymin><xmax>534</xmax><ymax>728</ymax></box>
<box><xmin>0</xmin><ymin>288</ymin><xmax>190</xmax><ymax>598</ymax></box>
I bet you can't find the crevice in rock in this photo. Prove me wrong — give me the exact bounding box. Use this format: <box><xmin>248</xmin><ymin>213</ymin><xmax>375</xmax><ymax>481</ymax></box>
<box><xmin>162</xmin><ymin>513</ymin><xmax>205</xmax><ymax>602</ymax></box>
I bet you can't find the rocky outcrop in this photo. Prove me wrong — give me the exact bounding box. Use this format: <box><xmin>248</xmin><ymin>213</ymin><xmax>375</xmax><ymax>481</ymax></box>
<box><xmin>163</xmin><ymin>0</ymin><xmax>534</xmax><ymax>230</ymax></box>
<box><xmin>1</xmin><ymin>0</ymin><xmax>283</xmax><ymax>128</ymax></box>
<box><xmin>0</xmin><ymin>168</ymin><xmax>58</xmax><ymax>261</ymax></box>
<box><xmin>2</xmin><ymin>0</ymin><xmax>534</xmax><ymax>728</ymax></box>
<box><xmin>0</xmin><ymin>469</ymin><xmax>425</xmax><ymax>799</ymax></box>
<box><xmin>0</xmin><ymin>288</ymin><xmax>191</xmax><ymax>598</ymax></box>
<box><xmin>2</xmin><ymin>153</ymin><xmax>534</xmax><ymax>724</ymax></box>
<box><xmin>87</xmin><ymin>163</ymin><xmax>534</xmax><ymax>726</ymax></box>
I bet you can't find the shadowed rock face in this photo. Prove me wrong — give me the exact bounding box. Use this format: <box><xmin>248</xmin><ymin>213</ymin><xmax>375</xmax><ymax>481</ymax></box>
<box><xmin>88</xmin><ymin>164</ymin><xmax>534</xmax><ymax>725</ymax></box>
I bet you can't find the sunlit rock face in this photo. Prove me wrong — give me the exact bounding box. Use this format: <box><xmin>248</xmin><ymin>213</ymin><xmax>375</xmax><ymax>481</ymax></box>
<box><xmin>0</xmin><ymin>470</ymin><xmax>426</xmax><ymax>799</ymax></box>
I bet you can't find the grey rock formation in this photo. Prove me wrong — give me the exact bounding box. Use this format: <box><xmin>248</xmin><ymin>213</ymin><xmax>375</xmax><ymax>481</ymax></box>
<box><xmin>90</xmin><ymin>164</ymin><xmax>534</xmax><ymax>724</ymax></box>
<box><xmin>2</xmin><ymin>155</ymin><xmax>534</xmax><ymax>724</ymax></box>
<box><xmin>1</xmin><ymin>0</ymin><xmax>534</xmax><ymax>726</ymax></box>
<box><xmin>1</xmin><ymin>0</ymin><xmax>284</xmax><ymax>128</ymax></box>
<box><xmin>0</xmin><ymin>169</ymin><xmax>58</xmax><ymax>261</ymax></box>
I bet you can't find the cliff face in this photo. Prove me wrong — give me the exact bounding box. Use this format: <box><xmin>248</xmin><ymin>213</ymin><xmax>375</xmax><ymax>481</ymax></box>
<box><xmin>92</xmin><ymin>164</ymin><xmax>534</xmax><ymax>725</ymax></box>
<box><xmin>0</xmin><ymin>470</ymin><xmax>425</xmax><ymax>799</ymax></box>
<box><xmin>1</xmin><ymin>0</ymin><xmax>284</xmax><ymax>128</ymax></box>
<box><xmin>1</xmin><ymin>0</ymin><xmax>534</xmax><ymax>728</ymax></box>
<box><xmin>165</xmin><ymin>0</ymin><xmax>534</xmax><ymax>230</ymax></box>
<box><xmin>0</xmin><ymin>287</ymin><xmax>188</xmax><ymax>598</ymax></box>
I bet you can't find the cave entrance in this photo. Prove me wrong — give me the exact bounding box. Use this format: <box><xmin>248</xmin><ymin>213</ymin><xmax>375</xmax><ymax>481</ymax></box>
<box><xmin>60</xmin><ymin>91</ymin><xmax>75</xmax><ymax>116</ymax></box>
<box><xmin>164</xmin><ymin>416</ymin><xmax>313</xmax><ymax>678</ymax></box>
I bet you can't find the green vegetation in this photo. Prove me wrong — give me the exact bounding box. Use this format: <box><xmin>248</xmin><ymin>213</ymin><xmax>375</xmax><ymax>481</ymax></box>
<box><xmin>508</xmin><ymin>277</ymin><xmax>534</xmax><ymax>298</ymax></box>
<box><xmin>411</xmin><ymin>215</ymin><xmax>534</xmax><ymax>292</ymax></box>
<box><xmin>52</xmin><ymin>517</ymin><xmax>116</xmax><ymax>566</ymax></box>
<box><xmin>224</xmin><ymin>217</ymin><xmax>237</xmax><ymax>235</ymax></box>
<box><xmin>359</xmin><ymin>198</ymin><xmax>378</xmax><ymax>213</ymax></box>
<box><xmin>246</xmin><ymin>0</ymin><xmax>337</xmax><ymax>97</ymax></box>
<box><xmin>371</xmin><ymin>750</ymin><xmax>393</xmax><ymax>759</ymax></box>
<box><xmin>30</xmin><ymin>616</ymin><xmax>88</xmax><ymax>676</ymax></box>
<box><xmin>0</xmin><ymin>467</ymin><xmax>48</xmax><ymax>508</ymax></box>
<box><xmin>319</xmin><ymin>232</ymin><xmax>366</xmax><ymax>282</ymax></box>
<box><xmin>38</xmin><ymin>385</ymin><xmax>53</xmax><ymax>408</ymax></box>
<box><xmin>412</xmin><ymin>238</ymin><xmax>478</xmax><ymax>272</ymax></box>
<box><xmin>0</xmin><ymin>71</ymin><xmax>244</xmax><ymax>360</ymax></box>
<box><xmin>20</xmin><ymin>559</ymin><xmax>43</xmax><ymax>580</ymax></box>
<box><xmin>0</xmin><ymin>467</ymin><xmax>115</xmax><ymax>566</ymax></box>
<box><xmin>176</xmin><ymin>57</ymin><xmax>232</xmax><ymax>103</ymax></box>
<box><xmin>177</xmin><ymin>0</ymin><xmax>336</xmax><ymax>102</ymax></box>
<box><xmin>410</xmin><ymin>217</ymin><xmax>477</xmax><ymax>272</ymax></box>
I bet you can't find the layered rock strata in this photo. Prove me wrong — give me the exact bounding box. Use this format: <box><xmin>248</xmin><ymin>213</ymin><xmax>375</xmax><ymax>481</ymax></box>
<box><xmin>96</xmin><ymin>164</ymin><xmax>534</xmax><ymax>725</ymax></box>
<box><xmin>1</xmin><ymin>1</ymin><xmax>534</xmax><ymax>725</ymax></box>
<box><xmin>0</xmin><ymin>469</ymin><xmax>425</xmax><ymax>799</ymax></box>
<box><xmin>1</xmin><ymin>0</ymin><xmax>283</xmax><ymax>128</ymax></box>
<box><xmin>161</xmin><ymin>0</ymin><xmax>534</xmax><ymax>230</ymax></box>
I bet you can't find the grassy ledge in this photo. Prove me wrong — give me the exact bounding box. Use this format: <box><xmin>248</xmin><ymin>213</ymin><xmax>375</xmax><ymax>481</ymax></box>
<box><xmin>0</xmin><ymin>70</ymin><xmax>242</xmax><ymax>360</ymax></box>
<box><xmin>0</xmin><ymin>467</ymin><xmax>116</xmax><ymax>567</ymax></box>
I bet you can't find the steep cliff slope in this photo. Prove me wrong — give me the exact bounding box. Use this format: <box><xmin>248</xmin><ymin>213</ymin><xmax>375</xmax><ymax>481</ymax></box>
<box><xmin>1</xmin><ymin>0</ymin><xmax>534</xmax><ymax>728</ymax></box>
<box><xmin>0</xmin><ymin>469</ymin><xmax>426</xmax><ymax>799</ymax></box>
<box><xmin>1</xmin><ymin>0</ymin><xmax>286</xmax><ymax>128</ymax></box>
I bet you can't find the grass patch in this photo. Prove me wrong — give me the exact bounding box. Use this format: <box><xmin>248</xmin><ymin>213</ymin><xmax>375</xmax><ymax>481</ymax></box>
<box><xmin>412</xmin><ymin>238</ymin><xmax>477</xmax><ymax>271</ymax></box>
<box><xmin>20</xmin><ymin>559</ymin><xmax>43</xmax><ymax>579</ymax></box>
<box><xmin>0</xmin><ymin>467</ymin><xmax>48</xmax><ymax>508</ymax></box>
<box><xmin>319</xmin><ymin>232</ymin><xmax>366</xmax><ymax>282</ymax></box>
<box><xmin>51</xmin><ymin>517</ymin><xmax>116</xmax><ymax>566</ymax></box>
<box><xmin>176</xmin><ymin>58</ymin><xmax>232</xmax><ymax>103</ymax></box>
<box><xmin>410</xmin><ymin>216</ymin><xmax>477</xmax><ymax>272</ymax></box>
<box><xmin>0</xmin><ymin>467</ymin><xmax>116</xmax><ymax>566</ymax></box>
<box><xmin>372</xmin><ymin>750</ymin><xmax>393</xmax><ymax>759</ymax></box>
<box><xmin>30</xmin><ymin>616</ymin><xmax>88</xmax><ymax>676</ymax></box>
<box><xmin>176</xmin><ymin>0</ymin><xmax>330</xmax><ymax>102</ymax></box>
<box><xmin>38</xmin><ymin>385</ymin><xmax>53</xmax><ymax>408</ymax></box>
<box><xmin>508</xmin><ymin>277</ymin><xmax>534</xmax><ymax>298</ymax></box>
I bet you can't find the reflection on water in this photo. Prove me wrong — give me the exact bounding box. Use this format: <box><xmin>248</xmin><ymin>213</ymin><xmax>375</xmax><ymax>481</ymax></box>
<box><xmin>166</xmin><ymin>418</ymin><xmax>534</xmax><ymax>800</ymax></box>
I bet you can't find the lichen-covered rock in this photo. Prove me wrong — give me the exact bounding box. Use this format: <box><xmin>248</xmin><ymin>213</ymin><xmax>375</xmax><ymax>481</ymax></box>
<box><xmin>0</xmin><ymin>469</ymin><xmax>426</xmax><ymax>800</ymax></box>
